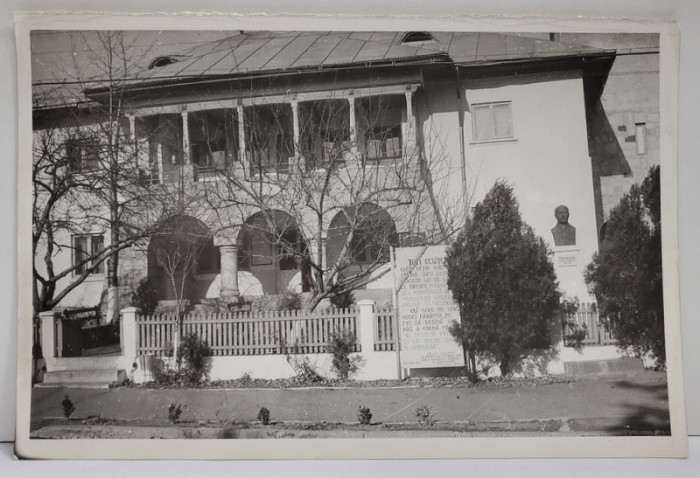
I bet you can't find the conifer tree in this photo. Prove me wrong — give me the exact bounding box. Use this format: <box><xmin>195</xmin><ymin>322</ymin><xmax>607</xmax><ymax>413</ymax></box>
<box><xmin>446</xmin><ymin>182</ymin><xmax>560</xmax><ymax>376</ymax></box>
<box><xmin>585</xmin><ymin>166</ymin><xmax>664</xmax><ymax>366</ymax></box>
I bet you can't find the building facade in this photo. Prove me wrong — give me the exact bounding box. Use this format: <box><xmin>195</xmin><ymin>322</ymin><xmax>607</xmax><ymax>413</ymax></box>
<box><xmin>33</xmin><ymin>31</ymin><xmax>627</xmax><ymax>314</ymax></box>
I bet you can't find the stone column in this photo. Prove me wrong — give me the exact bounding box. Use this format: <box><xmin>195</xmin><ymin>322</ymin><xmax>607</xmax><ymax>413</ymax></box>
<box><xmin>219</xmin><ymin>244</ymin><xmax>240</xmax><ymax>303</ymax></box>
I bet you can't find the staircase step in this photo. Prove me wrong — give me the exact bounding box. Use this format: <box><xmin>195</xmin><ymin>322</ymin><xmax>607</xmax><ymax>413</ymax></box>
<box><xmin>50</xmin><ymin>355</ymin><xmax>121</xmax><ymax>371</ymax></box>
<box><xmin>564</xmin><ymin>357</ymin><xmax>645</xmax><ymax>376</ymax></box>
<box><xmin>35</xmin><ymin>382</ymin><xmax>112</xmax><ymax>389</ymax></box>
<box><xmin>42</xmin><ymin>368</ymin><xmax>125</xmax><ymax>386</ymax></box>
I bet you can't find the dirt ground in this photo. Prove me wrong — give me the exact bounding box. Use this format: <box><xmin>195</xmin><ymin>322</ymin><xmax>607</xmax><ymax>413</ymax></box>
<box><xmin>30</xmin><ymin>371</ymin><xmax>670</xmax><ymax>438</ymax></box>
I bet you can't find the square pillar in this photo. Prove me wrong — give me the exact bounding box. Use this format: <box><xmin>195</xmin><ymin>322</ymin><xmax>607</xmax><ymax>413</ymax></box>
<box><xmin>290</xmin><ymin>99</ymin><xmax>305</xmax><ymax>171</ymax></box>
<box><xmin>404</xmin><ymin>89</ymin><xmax>416</xmax><ymax>155</ymax></box>
<box><xmin>356</xmin><ymin>299</ymin><xmax>376</xmax><ymax>354</ymax></box>
<box><xmin>237</xmin><ymin>104</ymin><xmax>247</xmax><ymax>168</ymax></box>
<box><xmin>39</xmin><ymin>310</ymin><xmax>61</xmax><ymax>360</ymax></box>
<box><xmin>219</xmin><ymin>244</ymin><xmax>240</xmax><ymax>302</ymax></box>
<box><xmin>348</xmin><ymin>96</ymin><xmax>359</xmax><ymax>159</ymax></box>
<box><xmin>119</xmin><ymin>307</ymin><xmax>140</xmax><ymax>372</ymax></box>
<box><xmin>181</xmin><ymin>108</ymin><xmax>190</xmax><ymax>165</ymax></box>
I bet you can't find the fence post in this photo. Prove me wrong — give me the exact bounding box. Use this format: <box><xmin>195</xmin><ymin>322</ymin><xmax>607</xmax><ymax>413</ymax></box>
<box><xmin>356</xmin><ymin>299</ymin><xmax>376</xmax><ymax>354</ymax></box>
<box><xmin>39</xmin><ymin>310</ymin><xmax>60</xmax><ymax>361</ymax></box>
<box><xmin>120</xmin><ymin>307</ymin><xmax>140</xmax><ymax>371</ymax></box>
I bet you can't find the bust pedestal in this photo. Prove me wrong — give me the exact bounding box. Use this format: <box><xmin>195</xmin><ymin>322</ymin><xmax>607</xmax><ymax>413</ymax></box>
<box><xmin>552</xmin><ymin>246</ymin><xmax>594</xmax><ymax>301</ymax></box>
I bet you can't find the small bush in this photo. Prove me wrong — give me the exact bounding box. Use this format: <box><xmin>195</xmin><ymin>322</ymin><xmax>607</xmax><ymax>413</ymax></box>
<box><xmin>249</xmin><ymin>291</ymin><xmax>303</xmax><ymax>312</ymax></box>
<box><xmin>131</xmin><ymin>278</ymin><xmax>160</xmax><ymax>315</ymax></box>
<box><xmin>150</xmin><ymin>334</ymin><xmax>212</xmax><ymax>386</ymax></box>
<box><xmin>257</xmin><ymin>407</ymin><xmax>271</xmax><ymax>425</ymax></box>
<box><xmin>415</xmin><ymin>405</ymin><xmax>437</xmax><ymax>426</ymax></box>
<box><xmin>62</xmin><ymin>395</ymin><xmax>75</xmax><ymax>420</ymax></box>
<box><xmin>562</xmin><ymin>320</ymin><xmax>588</xmax><ymax>348</ymax></box>
<box><xmin>286</xmin><ymin>355</ymin><xmax>325</xmax><ymax>385</ymax></box>
<box><xmin>168</xmin><ymin>403</ymin><xmax>182</xmax><ymax>423</ymax></box>
<box><xmin>178</xmin><ymin>333</ymin><xmax>213</xmax><ymax>384</ymax></box>
<box><xmin>239</xmin><ymin>372</ymin><xmax>253</xmax><ymax>387</ymax></box>
<box><xmin>327</xmin><ymin>329</ymin><xmax>359</xmax><ymax>380</ymax></box>
<box><xmin>357</xmin><ymin>406</ymin><xmax>372</xmax><ymax>425</ymax></box>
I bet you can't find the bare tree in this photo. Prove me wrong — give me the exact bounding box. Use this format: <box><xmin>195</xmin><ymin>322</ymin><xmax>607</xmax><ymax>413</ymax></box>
<box><xmin>32</xmin><ymin>32</ymin><xmax>187</xmax><ymax>317</ymax></box>
<box><xmin>150</xmin><ymin>219</ymin><xmax>208</xmax><ymax>364</ymax></box>
<box><xmin>199</xmin><ymin>94</ymin><xmax>466</xmax><ymax>311</ymax></box>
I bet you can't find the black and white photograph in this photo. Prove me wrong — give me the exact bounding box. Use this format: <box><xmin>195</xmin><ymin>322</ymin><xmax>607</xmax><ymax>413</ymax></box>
<box><xmin>14</xmin><ymin>13</ymin><xmax>686</xmax><ymax>460</ymax></box>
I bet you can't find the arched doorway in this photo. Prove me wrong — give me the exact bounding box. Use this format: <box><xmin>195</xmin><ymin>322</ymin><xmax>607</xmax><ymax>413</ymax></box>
<box><xmin>147</xmin><ymin>215</ymin><xmax>220</xmax><ymax>307</ymax></box>
<box><xmin>327</xmin><ymin>203</ymin><xmax>398</xmax><ymax>272</ymax></box>
<box><xmin>236</xmin><ymin>210</ymin><xmax>310</xmax><ymax>295</ymax></box>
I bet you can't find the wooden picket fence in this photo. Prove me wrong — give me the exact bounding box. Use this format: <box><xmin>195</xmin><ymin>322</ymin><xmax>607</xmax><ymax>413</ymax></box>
<box><xmin>135</xmin><ymin>308</ymin><xmax>359</xmax><ymax>357</ymax></box>
<box><xmin>562</xmin><ymin>302</ymin><xmax>616</xmax><ymax>346</ymax></box>
<box><xmin>374</xmin><ymin>306</ymin><xmax>397</xmax><ymax>351</ymax></box>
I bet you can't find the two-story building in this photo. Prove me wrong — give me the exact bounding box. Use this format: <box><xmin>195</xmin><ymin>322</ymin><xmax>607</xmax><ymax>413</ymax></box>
<box><xmin>33</xmin><ymin>30</ymin><xmax>621</xmax><ymax>314</ymax></box>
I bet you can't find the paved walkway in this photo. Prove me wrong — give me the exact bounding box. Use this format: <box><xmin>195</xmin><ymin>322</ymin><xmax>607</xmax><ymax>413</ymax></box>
<box><xmin>30</xmin><ymin>372</ymin><xmax>670</xmax><ymax>433</ymax></box>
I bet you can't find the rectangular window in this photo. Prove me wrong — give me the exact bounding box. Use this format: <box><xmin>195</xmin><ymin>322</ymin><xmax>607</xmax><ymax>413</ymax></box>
<box><xmin>189</xmin><ymin>109</ymin><xmax>238</xmax><ymax>180</ymax></box>
<box><xmin>245</xmin><ymin>104</ymin><xmax>294</xmax><ymax>174</ymax></box>
<box><xmin>357</xmin><ymin>95</ymin><xmax>405</xmax><ymax>162</ymax></box>
<box><xmin>365</xmin><ymin>126</ymin><xmax>402</xmax><ymax>160</ymax></box>
<box><xmin>66</xmin><ymin>139</ymin><xmax>101</xmax><ymax>172</ymax></box>
<box><xmin>299</xmin><ymin>99</ymin><xmax>351</xmax><ymax>169</ymax></box>
<box><xmin>73</xmin><ymin>234</ymin><xmax>105</xmax><ymax>275</ymax></box>
<box><xmin>471</xmin><ymin>101</ymin><xmax>514</xmax><ymax>142</ymax></box>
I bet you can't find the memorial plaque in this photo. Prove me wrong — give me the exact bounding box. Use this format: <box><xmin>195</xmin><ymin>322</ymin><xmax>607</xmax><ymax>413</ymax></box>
<box><xmin>394</xmin><ymin>246</ymin><xmax>465</xmax><ymax>368</ymax></box>
<box><xmin>556</xmin><ymin>252</ymin><xmax>578</xmax><ymax>268</ymax></box>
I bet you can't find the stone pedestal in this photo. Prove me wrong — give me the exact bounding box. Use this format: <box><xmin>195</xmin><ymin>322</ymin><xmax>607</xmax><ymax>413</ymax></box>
<box><xmin>552</xmin><ymin>246</ymin><xmax>595</xmax><ymax>301</ymax></box>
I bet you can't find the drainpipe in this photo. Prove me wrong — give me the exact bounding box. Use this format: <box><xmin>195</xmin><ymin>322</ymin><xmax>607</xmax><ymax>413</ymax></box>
<box><xmin>454</xmin><ymin>67</ymin><xmax>468</xmax><ymax>223</ymax></box>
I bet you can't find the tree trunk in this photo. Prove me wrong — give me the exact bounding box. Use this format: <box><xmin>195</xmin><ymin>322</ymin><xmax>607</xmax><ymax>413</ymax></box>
<box><xmin>106</xmin><ymin>202</ymin><xmax>120</xmax><ymax>323</ymax></box>
<box><xmin>469</xmin><ymin>350</ymin><xmax>477</xmax><ymax>382</ymax></box>
<box><xmin>500</xmin><ymin>357</ymin><xmax>510</xmax><ymax>377</ymax></box>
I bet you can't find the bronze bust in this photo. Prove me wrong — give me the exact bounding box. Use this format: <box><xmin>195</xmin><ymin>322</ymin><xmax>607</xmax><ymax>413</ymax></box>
<box><xmin>551</xmin><ymin>205</ymin><xmax>576</xmax><ymax>246</ymax></box>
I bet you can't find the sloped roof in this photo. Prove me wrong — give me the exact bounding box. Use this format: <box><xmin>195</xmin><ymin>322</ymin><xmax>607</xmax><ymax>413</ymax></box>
<box><xmin>32</xmin><ymin>31</ymin><xmax>611</xmax><ymax>109</ymax></box>
<box><xmin>133</xmin><ymin>31</ymin><xmax>607</xmax><ymax>81</ymax></box>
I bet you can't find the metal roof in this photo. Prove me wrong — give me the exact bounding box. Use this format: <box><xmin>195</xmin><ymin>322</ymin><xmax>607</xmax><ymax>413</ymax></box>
<box><xmin>32</xmin><ymin>31</ymin><xmax>610</xmax><ymax>109</ymax></box>
<box><xmin>134</xmin><ymin>31</ymin><xmax>607</xmax><ymax>81</ymax></box>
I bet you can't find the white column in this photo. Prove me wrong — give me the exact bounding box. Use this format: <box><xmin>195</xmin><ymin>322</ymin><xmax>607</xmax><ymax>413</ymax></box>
<box><xmin>219</xmin><ymin>245</ymin><xmax>240</xmax><ymax>302</ymax></box>
<box><xmin>181</xmin><ymin>108</ymin><xmax>190</xmax><ymax>164</ymax></box>
<box><xmin>128</xmin><ymin>114</ymin><xmax>136</xmax><ymax>141</ymax></box>
<box><xmin>237</xmin><ymin>104</ymin><xmax>246</xmax><ymax>165</ymax></box>
<box><xmin>128</xmin><ymin>114</ymin><xmax>142</xmax><ymax>170</ymax></box>
<box><xmin>404</xmin><ymin>89</ymin><xmax>416</xmax><ymax>154</ymax></box>
<box><xmin>119</xmin><ymin>307</ymin><xmax>140</xmax><ymax>372</ymax></box>
<box><xmin>321</xmin><ymin>234</ymin><xmax>328</xmax><ymax>271</ymax></box>
<box><xmin>356</xmin><ymin>299</ymin><xmax>376</xmax><ymax>354</ymax></box>
<box><xmin>348</xmin><ymin>96</ymin><xmax>358</xmax><ymax>159</ymax></box>
<box><xmin>39</xmin><ymin>311</ymin><xmax>60</xmax><ymax>361</ymax></box>
<box><xmin>291</xmin><ymin>100</ymin><xmax>303</xmax><ymax>171</ymax></box>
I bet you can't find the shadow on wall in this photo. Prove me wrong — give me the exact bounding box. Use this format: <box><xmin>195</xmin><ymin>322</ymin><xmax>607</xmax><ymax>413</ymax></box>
<box><xmin>587</xmin><ymin>99</ymin><xmax>632</xmax><ymax>234</ymax></box>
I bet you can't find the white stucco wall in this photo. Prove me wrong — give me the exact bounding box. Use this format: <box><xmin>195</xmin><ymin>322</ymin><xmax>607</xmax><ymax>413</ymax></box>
<box><xmin>422</xmin><ymin>72</ymin><xmax>598</xmax><ymax>302</ymax></box>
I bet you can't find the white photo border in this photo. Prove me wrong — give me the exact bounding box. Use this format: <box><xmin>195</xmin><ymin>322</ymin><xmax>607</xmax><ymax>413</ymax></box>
<box><xmin>14</xmin><ymin>11</ymin><xmax>686</xmax><ymax>460</ymax></box>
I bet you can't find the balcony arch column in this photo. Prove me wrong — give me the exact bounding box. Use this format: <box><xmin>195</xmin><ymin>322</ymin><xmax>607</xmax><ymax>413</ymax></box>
<box><xmin>213</xmin><ymin>235</ymin><xmax>240</xmax><ymax>303</ymax></box>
